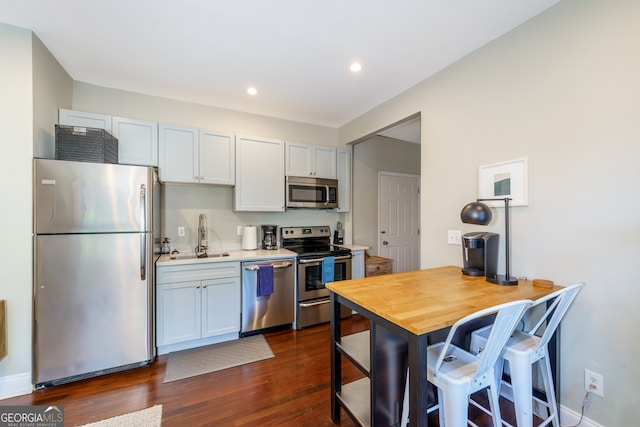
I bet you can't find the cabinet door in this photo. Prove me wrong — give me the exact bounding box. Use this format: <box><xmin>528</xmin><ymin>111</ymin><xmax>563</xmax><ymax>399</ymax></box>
<box><xmin>337</xmin><ymin>148</ymin><xmax>351</xmax><ymax>212</ymax></box>
<box><xmin>351</xmin><ymin>250</ymin><xmax>365</xmax><ymax>279</ymax></box>
<box><xmin>59</xmin><ymin>109</ymin><xmax>112</xmax><ymax>132</ymax></box>
<box><xmin>285</xmin><ymin>141</ymin><xmax>312</xmax><ymax>176</ymax></box>
<box><xmin>313</xmin><ymin>146</ymin><xmax>337</xmax><ymax>179</ymax></box>
<box><xmin>201</xmin><ymin>277</ymin><xmax>241</xmax><ymax>337</ymax></box>
<box><xmin>158</xmin><ymin>123</ymin><xmax>198</xmax><ymax>183</ymax></box>
<box><xmin>112</xmin><ymin>117</ymin><xmax>158</xmax><ymax>166</ymax></box>
<box><xmin>234</xmin><ymin>135</ymin><xmax>285</xmax><ymax>211</ymax></box>
<box><xmin>156</xmin><ymin>281</ymin><xmax>201</xmax><ymax>346</ymax></box>
<box><xmin>199</xmin><ymin>129</ymin><xmax>235</xmax><ymax>185</ymax></box>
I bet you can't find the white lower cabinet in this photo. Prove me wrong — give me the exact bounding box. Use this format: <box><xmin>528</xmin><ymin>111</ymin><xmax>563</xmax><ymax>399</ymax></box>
<box><xmin>351</xmin><ymin>249</ymin><xmax>365</xmax><ymax>279</ymax></box>
<box><xmin>156</xmin><ymin>262</ymin><xmax>240</xmax><ymax>354</ymax></box>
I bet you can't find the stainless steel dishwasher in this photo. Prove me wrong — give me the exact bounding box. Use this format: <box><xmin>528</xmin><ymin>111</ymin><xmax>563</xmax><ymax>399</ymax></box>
<box><xmin>240</xmin><ymin>258</ymin><xmax>295</xmax><ymax>336</ymax></box>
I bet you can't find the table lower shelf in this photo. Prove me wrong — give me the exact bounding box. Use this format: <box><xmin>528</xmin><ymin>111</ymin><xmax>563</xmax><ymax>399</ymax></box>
<box><xmin>337</xmin><ymin>377</ymin><xmax>371</xmax><ymax>427</ymax></box>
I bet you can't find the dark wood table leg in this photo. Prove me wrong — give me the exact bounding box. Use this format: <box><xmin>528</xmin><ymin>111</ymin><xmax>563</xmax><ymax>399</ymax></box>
<box><xmin>407</xmin><ymin>332</ymin><xmax>430</xmax><ymax>427</ymax></box>
<box><xmin>330</xmin><ymin>292</ymin><xmax>342</xmax><ymax>422</ymax></box>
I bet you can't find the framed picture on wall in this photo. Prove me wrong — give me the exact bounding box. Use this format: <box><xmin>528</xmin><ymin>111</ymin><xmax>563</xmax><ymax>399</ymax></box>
<box><xmin>478</xmin><ymin>158</ymin><xmax>528</xmax><ymax>206</ymax></box>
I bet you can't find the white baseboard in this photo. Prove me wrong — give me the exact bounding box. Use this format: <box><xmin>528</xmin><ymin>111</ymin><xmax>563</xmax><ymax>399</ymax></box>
<box><xmin>500</xmin><ymin>382</ymin><xmax>603</xmax><ymax>427</ymax></box>
<box><xmin>0</xmin><ymin>372</ymin><xmax>32</xmax><ymax>400</ymax></box>
<box><xmin>560</xmin><ymin>404</ymin><xmax>604</xmax><ymax>427</ymax></box>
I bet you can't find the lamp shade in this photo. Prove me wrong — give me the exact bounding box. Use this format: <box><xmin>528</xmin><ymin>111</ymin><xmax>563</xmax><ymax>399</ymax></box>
<box><xmin>460</xmin><ymin>202</ymin><xmax>493</xmax><ymax>225</ymax></box>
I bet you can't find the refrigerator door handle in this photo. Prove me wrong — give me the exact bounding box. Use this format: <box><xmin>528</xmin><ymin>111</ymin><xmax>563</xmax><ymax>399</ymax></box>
<box><xmin>140</xmin><ymin>234</ymin><xmax>146</xmax><ymax>281</ymax></box>
<box><xmin>140</xmin><ymin>184</ymin><xmax>147</xmax><ymax>231</ymax></box>
<box><xmin>139</xmin><ymin>184</ymin><xmax>147</xmax><ymax>281</ymax></box>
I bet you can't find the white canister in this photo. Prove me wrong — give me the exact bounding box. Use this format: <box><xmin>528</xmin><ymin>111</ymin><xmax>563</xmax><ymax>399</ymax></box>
<box><xmin>241</xmin><ymin>226</ymin><xmax>258</xmax><ymax>250</ymax></box>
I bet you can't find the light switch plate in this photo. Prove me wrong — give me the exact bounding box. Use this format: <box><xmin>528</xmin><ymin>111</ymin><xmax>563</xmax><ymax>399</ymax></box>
<box><xmin>448</xmin><ymin>230</ymin><xmax>462</xmax><ymax>245</ymax></box>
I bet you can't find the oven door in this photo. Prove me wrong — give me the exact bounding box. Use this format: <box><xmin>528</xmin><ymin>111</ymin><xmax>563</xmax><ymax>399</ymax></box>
<box><xmin>297</xmin><ymin>255</ymin><xmax>351</xmax><ymax>301</ymax></box>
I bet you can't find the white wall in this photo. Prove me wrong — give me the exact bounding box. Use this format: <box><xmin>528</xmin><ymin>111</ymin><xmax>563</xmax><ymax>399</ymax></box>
<box><xmin>340</xmin><ymin>0</ymin><xmax>639</xmax><ymax>425</ymax></box>
<box><xmin>0</xmin><ymin>23</ymin><xmax>35</xmax><ymax>398</ymax></box>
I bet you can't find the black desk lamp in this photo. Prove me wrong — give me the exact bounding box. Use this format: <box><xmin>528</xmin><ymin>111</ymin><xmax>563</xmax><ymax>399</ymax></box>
<box><xmin>460</xmin><ymin>197</ymin><xmax>518</xmax><ymax>286</ymax></box>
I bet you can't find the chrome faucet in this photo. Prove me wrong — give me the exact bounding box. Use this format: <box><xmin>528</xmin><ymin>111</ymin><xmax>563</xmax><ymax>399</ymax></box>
<box><xmin>196</xmin><ymin>213</ymin><xmax>208</xmax><ymax>257</ymax></box>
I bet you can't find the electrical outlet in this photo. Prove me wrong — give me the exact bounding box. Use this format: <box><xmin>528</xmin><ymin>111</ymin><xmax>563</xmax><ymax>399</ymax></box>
<box><xmin>584</xmin><ymin>369</ymin><xmax>604</xmax><ymax>397</ymax></box>
<box><xmin>447</xmin><ymin>230</ymin><xmax>462</xmax><ymax>245</ymax></box>
<box><xmin>177</xmin><ymin>226</ymin><xmax>185</xmax><ymax>237</ymax></box>
<box><xmin>237</xmin><ymin>226</ymin><xmax>243</xmax><ymax>236</ymax></box>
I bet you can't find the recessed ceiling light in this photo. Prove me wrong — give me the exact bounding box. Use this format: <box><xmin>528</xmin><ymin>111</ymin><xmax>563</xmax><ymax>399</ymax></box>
<box><xmin>350</xmin><ymin>62</ymin><xmax>362</xmax><ymax>72</ymax></box>
<box><xmin>247</xmin><ymin>87</ymin><xmax>257</xmax><ymax>95</ymax></box>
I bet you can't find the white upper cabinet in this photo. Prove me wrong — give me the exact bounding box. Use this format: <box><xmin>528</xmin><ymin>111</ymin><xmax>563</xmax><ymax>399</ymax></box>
<box><xmin>112</xmin><ymin>116</ymin><xmax>158</xmax><ymax>166</ymax></box>
<box><xmin>285</xmin><ymin>141</ymin><xmax>337</xmax><ymax>179</ymax></box>
<box><xmin>159</xmin><ymin>124</ymin><xmax>235</xmax><ymax>185</ymax></box>
<box><xmin>59</xmin><ymin>109</ymin><xmax>159</xmax><ymax>167</ymax></box>
<box><xmin>235</xmin><ymin>135</ymin><xmax>285</xmax><ymax>212</ymax></box>
<box><xmin>159</xmin><ymin>124</ymin><xmax>199</xmax><ymax>183</ymax></box>
<box><xmin>337</xmin><ymin>148</ymin><xmax>352</xmax><ymax>212</ymax></box>
<box><xmin>199</xmin><ymin>129</ymin><xmax>235</xmax><ymax>186</ymax></box>
<box><xmin>59</xmin><ymin>109</ymin><xmax>112</xmax><ymax>132</ymax></box>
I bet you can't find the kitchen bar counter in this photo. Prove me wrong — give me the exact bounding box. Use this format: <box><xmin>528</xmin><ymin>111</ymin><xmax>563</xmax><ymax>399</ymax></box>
<box><xmin>327</xmin><ymin>265</ymin><xmax>564</xmax><ymax>427</ymax></box>
<box><xmin>156</xmin><ymin>248</ymin><xmax>297</xmax><ymax>266</ymax></box>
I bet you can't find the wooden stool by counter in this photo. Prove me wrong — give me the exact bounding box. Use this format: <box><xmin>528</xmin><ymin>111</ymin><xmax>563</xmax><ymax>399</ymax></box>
<box><xmin>365</xmin><ymin>255</ymin><xmax>393</xmax><ymax>277</ymax></box>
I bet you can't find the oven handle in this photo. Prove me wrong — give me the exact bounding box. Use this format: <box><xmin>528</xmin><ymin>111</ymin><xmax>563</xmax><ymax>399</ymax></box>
<box><xmin>244</xmin><ymin>262</ymin><xmax>293</xmax><ymax>271</ymax></box>
<box><xmin>299</xmin><ymin>299</ymin><xmax>330</xmax><ymax>308</ymax></box>
<box><xmin>298</xmin><ymin>254</ymin><xmax>352</xmax><ymax>264</ymax></box>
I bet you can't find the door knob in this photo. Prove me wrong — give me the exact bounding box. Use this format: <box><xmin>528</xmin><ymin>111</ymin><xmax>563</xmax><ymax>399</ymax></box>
<box><xmin>383</xmin><ymin>241</ymin><xmax>389</xmax><ymax>245</ymax></box>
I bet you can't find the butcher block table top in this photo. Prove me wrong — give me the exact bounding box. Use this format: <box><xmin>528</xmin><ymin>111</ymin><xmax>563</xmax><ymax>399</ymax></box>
<box><xmin>326</xmin><ymin>265</ymin><xmax>563</xmax><ymax>335</ymax></box>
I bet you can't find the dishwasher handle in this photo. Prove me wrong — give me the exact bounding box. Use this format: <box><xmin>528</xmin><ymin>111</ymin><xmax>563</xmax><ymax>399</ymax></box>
<box><xmin>244</xmin><ymin>262</ymin><xmax>293</xmax><ymax>271</ymax></box>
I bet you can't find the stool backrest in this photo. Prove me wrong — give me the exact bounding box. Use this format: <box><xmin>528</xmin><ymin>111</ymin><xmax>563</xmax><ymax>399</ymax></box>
<box><xmin>433</xmin><ymin>299</ymin><xmax>532</xmax><ymax>383</ymax></box>
<box><xmin>524</xmin><ymin>283</ymin><xmax>584</xmax><ymax>354</ymax></box>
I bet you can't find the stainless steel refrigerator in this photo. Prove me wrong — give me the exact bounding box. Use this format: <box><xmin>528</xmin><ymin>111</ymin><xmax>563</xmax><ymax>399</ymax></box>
<box><xmin>33</xmin><ymin>158</ymin><xmax>160</xmax><ymax>387</ymax></box>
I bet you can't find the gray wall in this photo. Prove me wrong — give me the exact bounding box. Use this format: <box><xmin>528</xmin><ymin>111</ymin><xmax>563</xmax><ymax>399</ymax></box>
<box><xmin>352</xmin><ymin>136</ymin><xmax>421</xmax><ymax>253</ymax></box>
<box><xmin>340</xmin><ymin>0</ymin><xmax>639</xmax><ymax>424</ymax></box>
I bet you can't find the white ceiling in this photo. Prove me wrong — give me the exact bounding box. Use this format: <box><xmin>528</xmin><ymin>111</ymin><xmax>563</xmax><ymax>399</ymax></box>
<box><xmin>0</xmin><ymin>0</ymin><xmax>560</xmax><ymax>130</ymax></box>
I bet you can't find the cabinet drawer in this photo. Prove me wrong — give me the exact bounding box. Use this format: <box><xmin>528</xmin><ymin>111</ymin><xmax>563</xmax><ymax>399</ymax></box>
<box><xmin>156</xmin><ymin>261</ymin><xmax>240</xmax><ymax>284</ymax></box>
<box><xmin>365</xmin><ymin>256</ymin><xmax>392</xmax><ymax>277</ymax></box>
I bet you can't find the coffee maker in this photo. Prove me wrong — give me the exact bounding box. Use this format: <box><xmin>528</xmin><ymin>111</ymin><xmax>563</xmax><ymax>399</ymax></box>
<box><xmin>461</xmin><ymin>232</ymin><xmax>499</xmax><ymax>278</ymax></box>
<box><xmin>261</xmin><ymin>225</ymin><xmax>278</xmax><ymax>250</ymax></box>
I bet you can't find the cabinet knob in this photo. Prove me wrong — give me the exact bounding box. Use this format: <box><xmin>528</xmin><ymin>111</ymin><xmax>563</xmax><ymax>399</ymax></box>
<box><xmin>196</xmin><ymin>285</ymin><xmax>200</xmax><ymax>288</ymax></box>
<box><xmin>202</xmin><ymin>285</ymin><xmax>207</xmax><ymax>288</ymax></box>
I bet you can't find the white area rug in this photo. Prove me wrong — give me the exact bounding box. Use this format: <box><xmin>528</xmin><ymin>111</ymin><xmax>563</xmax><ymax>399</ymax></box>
<box><xmin>163</xmin><ymin>335</ymin><xmax>274</xmax><ymax>383</ymax></box>
<box><xmin>79</xmin><ymin>404</ymin><xmax>162</xmax><ymax>427</ymax></box>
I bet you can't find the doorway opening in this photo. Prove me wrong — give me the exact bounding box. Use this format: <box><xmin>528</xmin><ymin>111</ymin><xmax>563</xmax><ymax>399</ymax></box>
<box><xmin>350</xmin><ymin>114</ymin><xmax>421</xmax><ymax>273</ymax></box>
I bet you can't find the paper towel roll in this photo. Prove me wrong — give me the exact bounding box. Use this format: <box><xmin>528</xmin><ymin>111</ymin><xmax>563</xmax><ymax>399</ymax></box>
<box><xmin>241</xmin><ymin>226</ymin><xmax>258</xmax><ymax>250</ymax></box>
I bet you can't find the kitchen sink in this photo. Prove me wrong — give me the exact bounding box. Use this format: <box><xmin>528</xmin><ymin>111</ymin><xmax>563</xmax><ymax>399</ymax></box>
<box><xmin>208</xmin><ymin>252</ymin><xmax>230</xmax><ymax>257</ymax></box>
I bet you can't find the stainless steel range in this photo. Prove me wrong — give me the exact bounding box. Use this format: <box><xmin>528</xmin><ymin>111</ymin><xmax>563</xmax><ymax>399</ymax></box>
<box><xmin>281</xmin><ymin>226</ymin><xmax>352</xmax><ymax>328</ymax></box>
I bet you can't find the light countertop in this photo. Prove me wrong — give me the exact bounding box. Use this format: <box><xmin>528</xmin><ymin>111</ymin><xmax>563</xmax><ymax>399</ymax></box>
<box><xmin>156</xmin><ymin>248</ymin><xmax>297</xmax><ymax>266</ymax></box>
<box><xmin>336</xmin><ymin>244</ymin><xmax>369</xmax><ymax>251</ymax></box>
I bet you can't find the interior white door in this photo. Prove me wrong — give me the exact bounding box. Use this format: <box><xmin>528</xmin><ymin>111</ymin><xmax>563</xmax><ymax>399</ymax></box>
<box><xmin>379</xmin><ymin>173</ymin><xmax>420</xmax><ymax>273</ymax></box>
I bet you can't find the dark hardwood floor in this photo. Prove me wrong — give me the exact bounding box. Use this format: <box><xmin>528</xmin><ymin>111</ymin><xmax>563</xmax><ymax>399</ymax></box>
<box><xmin>0</xmin><ymin>314</ymin><xmax>518</xmax><ymax>426</ymax></box>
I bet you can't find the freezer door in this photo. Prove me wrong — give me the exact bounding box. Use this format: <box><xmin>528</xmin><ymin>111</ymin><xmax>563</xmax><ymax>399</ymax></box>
<box><xmin>34</xmin><ymin>159</ymin><xmax>154</xmax><ymax>234</ymax></box>
<box><xmin>33</xmin><ymin>233</ymin><xmax>154</xmax><ymax>385</ymax></box>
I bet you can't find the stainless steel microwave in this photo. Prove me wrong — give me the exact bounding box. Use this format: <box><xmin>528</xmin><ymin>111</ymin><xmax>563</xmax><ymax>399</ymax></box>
<box><xmin>285</xmin><ymin>176</ymin><xmax>338</xmax><ymax>209</ymax></box>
